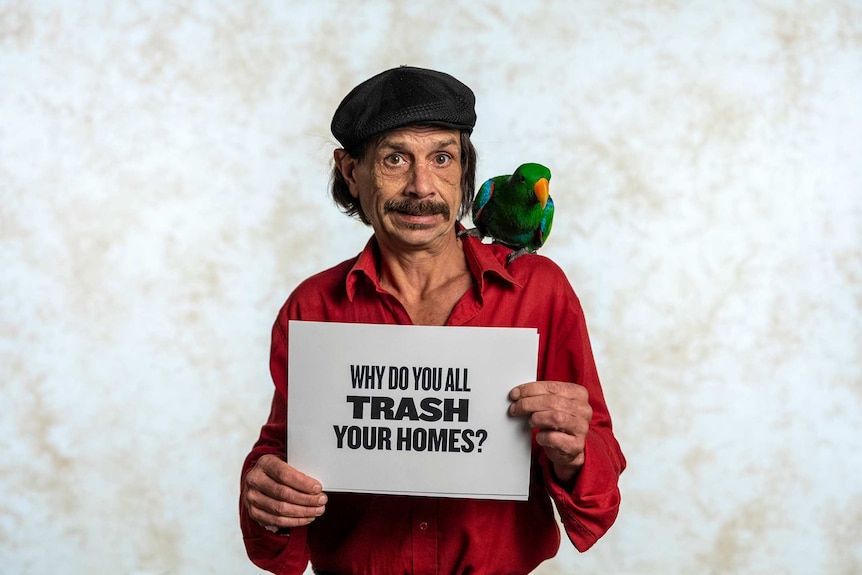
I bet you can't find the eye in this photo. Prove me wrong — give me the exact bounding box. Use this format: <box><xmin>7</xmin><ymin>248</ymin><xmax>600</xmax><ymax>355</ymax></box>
<box><xmin>383</xmin><ymin>152</ymin><xmax>408</xmax><ymax>170</ymax></box>
<box><xmin>434</xmin><ymin>153</ymin><xmax>452</xmax><ymax>166</ymax></box>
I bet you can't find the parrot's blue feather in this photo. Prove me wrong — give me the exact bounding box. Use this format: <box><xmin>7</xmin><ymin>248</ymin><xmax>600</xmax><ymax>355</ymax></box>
<box><xmin>538</xmin><ymin>196</ymin><xmax>554</xmax><ymax>245</ymax></box>
<box><xmin>472</xmin><ymin>178</ymin><xmax>494</xmax><ymax>224</ymax></box>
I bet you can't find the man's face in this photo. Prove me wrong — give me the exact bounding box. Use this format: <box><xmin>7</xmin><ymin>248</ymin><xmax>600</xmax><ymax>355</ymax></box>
<box><xmin>343</xmin><ymin>125</ymin><xmax>463</xmax><ymax>252</ymax></box>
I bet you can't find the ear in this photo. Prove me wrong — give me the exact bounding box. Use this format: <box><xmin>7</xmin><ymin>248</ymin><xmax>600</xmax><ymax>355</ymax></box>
<box><xmin>334</xmin><ymin>149</ymin><xmax>360</xmax><ymax>198</ymax></box>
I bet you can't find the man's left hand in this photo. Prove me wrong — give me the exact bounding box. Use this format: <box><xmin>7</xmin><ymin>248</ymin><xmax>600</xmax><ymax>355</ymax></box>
<box><xmin>508</xmin><ymin>380</ymin><xmax>592</xmax><ymax>485</ymax></box>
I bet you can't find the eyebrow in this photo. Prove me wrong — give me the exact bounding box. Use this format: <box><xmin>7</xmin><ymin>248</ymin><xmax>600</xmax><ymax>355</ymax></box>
<box><xmin>377</xmin><ymin>137</ymin><xmax>460</xmax><ymax>152</ymax></box>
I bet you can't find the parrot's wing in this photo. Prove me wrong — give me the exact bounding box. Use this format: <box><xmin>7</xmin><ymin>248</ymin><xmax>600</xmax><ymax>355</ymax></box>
<box><xmin>472</xmin><ymin>178</ymin><xmax>495</xmax><ymax>225</ymax></box>
<box><xmin>537</xmin><ymin>196</ymin><xmax>554</xmax><ymax>247</ymax></box>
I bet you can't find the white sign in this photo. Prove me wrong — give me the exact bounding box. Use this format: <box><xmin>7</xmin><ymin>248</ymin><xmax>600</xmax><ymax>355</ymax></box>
<box><xmin>287</xmin><ymin>320</ymin><xmax>538</xmax><ymax>500</ymax></box>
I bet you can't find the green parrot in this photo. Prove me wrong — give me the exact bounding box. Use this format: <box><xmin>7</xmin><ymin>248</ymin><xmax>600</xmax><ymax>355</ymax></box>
<box><xmin>463</xmin><ymin>162</ymin><xmax>554</xmax><ymax>263</ymax></box>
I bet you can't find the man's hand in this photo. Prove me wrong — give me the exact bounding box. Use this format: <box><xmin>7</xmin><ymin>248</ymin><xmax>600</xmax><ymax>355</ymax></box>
<box><xmin>242</xmin><ymin>454</ymin><xmax>328</xmax><ymax>530</ymax></box>
<box><xmin>509</xmin><ymin>380</ymin><xmax>592</xmax><ymax>484</ymax></box>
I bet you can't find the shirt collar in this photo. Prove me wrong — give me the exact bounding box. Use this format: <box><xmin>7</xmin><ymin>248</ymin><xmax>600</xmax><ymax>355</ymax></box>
<box><xmin>345</xmin><ymin>236</ymin><xmax>382</xmax><ymax>301</ymax></box>
<box><xmin>461</xmin><ymin>232</ymin><xmax>521</xmax><ymax>293</ymax></box>
<box><xmin>345</xmin><ymin>227</ymin><xmax>521</xmax><ymax>302</ymax></box>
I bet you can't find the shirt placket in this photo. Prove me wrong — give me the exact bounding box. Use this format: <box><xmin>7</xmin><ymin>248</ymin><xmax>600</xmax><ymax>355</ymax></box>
<box><xmin>411</xmin><ymin>498</ymin><xmax>439</xmax><ymax>575</ymax></box>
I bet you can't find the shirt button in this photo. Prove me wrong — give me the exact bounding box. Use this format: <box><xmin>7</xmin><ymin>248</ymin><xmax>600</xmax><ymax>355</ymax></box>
<box><xmin>419</xmin><ymin>522</ymin><xmax>428</xmax><ymax>531</ymax></box>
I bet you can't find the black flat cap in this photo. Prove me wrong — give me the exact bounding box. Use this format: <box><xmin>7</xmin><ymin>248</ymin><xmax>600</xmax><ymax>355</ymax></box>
<box><xmin>331</xmin><ymin>66</ymin><xmax>476</xmax><ymax>150</ymax></box>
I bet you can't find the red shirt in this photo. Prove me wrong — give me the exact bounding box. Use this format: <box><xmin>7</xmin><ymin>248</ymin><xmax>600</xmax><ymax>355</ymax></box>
<box><xmin>240</xmin><ymin>235</ymin><xmax>625</xmax><ymax>575</ymax></box>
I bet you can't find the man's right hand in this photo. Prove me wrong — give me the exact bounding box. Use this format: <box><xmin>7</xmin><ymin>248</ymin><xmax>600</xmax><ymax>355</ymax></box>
<box><xmin>243</xmin><ymin>454</ymin><xmax>328</xmax><ymax>530</ymax></box>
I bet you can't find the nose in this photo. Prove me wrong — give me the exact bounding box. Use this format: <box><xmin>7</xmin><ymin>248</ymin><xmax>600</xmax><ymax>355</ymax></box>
<box><xmin>405</xmin><ymin>162</ymin><xmax>435</xmax><ymax>199</ymax></box>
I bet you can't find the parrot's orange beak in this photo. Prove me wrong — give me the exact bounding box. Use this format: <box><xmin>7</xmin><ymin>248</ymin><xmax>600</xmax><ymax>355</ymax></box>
<box><xmin>533</xmin><ymin>178</ymin><xmax>550</xmax><ymax>209</ymax></box>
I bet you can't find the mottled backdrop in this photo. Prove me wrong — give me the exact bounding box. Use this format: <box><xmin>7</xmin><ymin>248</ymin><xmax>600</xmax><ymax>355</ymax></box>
<box><xmin>2</xmin><ymin>1</ymin><xmax>860</xmax><ymax>574</ymax></box>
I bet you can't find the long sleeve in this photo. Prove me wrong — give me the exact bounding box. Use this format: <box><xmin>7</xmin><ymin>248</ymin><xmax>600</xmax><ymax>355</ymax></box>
<box><xmin>540</xmin><ymin>426</ymin><xmax>625</xmax><ymax>550</ymax></box>
<box><xmin>239</xmin><ymin>320</ymin><xmax>311</xmax><ymax>574</ymax></box>
<box><xmin>538</xmin><ymin>286</ymin><xmax>626</xmax><ymax>551</ymax></box>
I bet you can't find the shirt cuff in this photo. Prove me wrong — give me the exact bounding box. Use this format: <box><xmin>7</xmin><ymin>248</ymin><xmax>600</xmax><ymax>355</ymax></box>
<box><xmin>540</xmin><ymin>430</ymin><xmax>623</xmax><ymax>551</ymax></box>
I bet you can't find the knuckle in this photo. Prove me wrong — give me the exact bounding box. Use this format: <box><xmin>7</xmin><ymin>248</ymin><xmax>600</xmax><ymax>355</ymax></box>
<box><xmin>273</xmin><ymin>483</ymin><xmax>292</xmax><ymax>502</ymax></box>
<box><xmin>548</xmin><ymin>410</ymin><xmax>568</xmax><ymax>429</ymax></box>
<box><xmin>545</xmin><ymin>380</ymin><xmax>564</xmax><ymax>395</ymax></box>
<box><xmin>255</xmin><ymin>455</ymin><xmax>275</xmax><ymax>472</ymax></box>
<box><xmin>552</xmin><ymin>380</ymin><xmax>575</xmax><ymax>395</ymax></box>
<box><xmin>273</xmin><ymin>500</ymin><xmax>293</xmax><ymax>516</ymax></box>
<box><xmin>243</xmin><ymin>492</ymin><xmax>257</xmax><ymax>513</ymax></box>
<box><xmin>245</xmin><ymin>476</ymin><xmax>262</xmax><ymax>494</ymax></box>
<box><xmin>548</xmin><ymin>411</ymin><xmax>565</xmax><ymax>429</ymax></box>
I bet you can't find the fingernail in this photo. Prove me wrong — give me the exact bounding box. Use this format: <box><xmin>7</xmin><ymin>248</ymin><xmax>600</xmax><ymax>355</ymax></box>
<box><xmin>510</xmin><ymin>388</ymin><xmax>521</xmax><ymax>400</ymax></box>
<box><xmin>318</xmin><ymin>494</ymin><xmax>328</xmax><ymax>505</ymax></box>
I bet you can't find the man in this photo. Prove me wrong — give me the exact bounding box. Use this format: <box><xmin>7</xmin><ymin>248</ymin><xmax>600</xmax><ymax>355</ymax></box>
<box><xmin>240</xmin><ymin>66</ymin><xmax>625</xmax><ymax>575</ymax></box>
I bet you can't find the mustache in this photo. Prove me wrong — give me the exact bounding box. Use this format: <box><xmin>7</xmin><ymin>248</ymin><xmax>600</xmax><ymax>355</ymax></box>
<box><xmin>383</xmin><ymin>198</ymin><xmax>451</xmax><ymax>219</ymax></box>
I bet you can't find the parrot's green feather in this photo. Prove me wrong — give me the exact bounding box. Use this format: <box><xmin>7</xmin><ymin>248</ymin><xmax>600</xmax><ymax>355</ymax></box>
<box><xmin>468</xmin><ymin>162</ymin><xmax>554</xmax><ymax>263</ymax></box>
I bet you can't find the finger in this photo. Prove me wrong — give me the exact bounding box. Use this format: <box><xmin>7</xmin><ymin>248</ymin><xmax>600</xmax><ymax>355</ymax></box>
<box><xmin>510</xmin><ymin>393</ymin><xmax>591</xmax><ymax>422</ymax></box>
<box><xmin>248</xmin><ymin>503</ymin><xmax>321</xmax><ymax>529</ymax></box>
<box><xmin>246</xmin><ymin>488</ymin><xmax>326</xmax><ymax>522</ymax></box>
<box><xmin>510</xmin><ymin>394</ymin><xmax>572</xmax><ymax>418</ymax></box>
<box><xmin>267</xmin><ymin>479</ymin><xmax>330</xmax><ymax>508</ymax></box>
<box><xmin>511</xmin><ymin>380</ymin><xmax>587</xmax><ymax>400</ymax></box>
<box><xmin>257</xmin><ymin>455</ymin><xmax>323</xmax><ymax>496</ymax></box>
<box><xmin>245</xmin><ymin>460</ymin><xmax>327</xmax><ymax>507</ymax></box>
<box><xmin>245</xmin><ymin>468</ymin><xmax>328</xmax><ymax>509</ymax></box>
<box><xmin>535</xmin><ymin>430</ymin><xmax>586</xmax><ymax>465</ymax></box>
<box><xmin>535</xmin><ymin>428</ymin><xmax>583</xmax><ymax>452</ymax></box>
<box><xmin>524</xmin><ymin>404</ymin><xmax>592</xmax><ymax>432</ymax></box>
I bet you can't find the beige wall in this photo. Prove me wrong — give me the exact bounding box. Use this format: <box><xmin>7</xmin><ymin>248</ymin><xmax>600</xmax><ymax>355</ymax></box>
<box><xmin>2</xmin><ymin>1</ymin><xmax>860</xmax><ymax>573</ymax></box>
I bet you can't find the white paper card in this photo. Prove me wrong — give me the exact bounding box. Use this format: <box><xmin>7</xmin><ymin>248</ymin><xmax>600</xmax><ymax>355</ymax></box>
<box><xmin>287</xmin><ymin>320</ymin><xmax>538</xmax><ymax>500</ymax></box>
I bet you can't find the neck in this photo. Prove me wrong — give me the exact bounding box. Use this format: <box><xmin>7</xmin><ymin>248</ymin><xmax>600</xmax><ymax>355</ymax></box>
<box><xmin>376</xmin><ymin>230</ymin><xmax>466</xmax><ymax>292</ymax></box>
<box><xmin>374</xmin><ymin>230</ymin><xmax>473</xmax><ymax>326</ymax></box>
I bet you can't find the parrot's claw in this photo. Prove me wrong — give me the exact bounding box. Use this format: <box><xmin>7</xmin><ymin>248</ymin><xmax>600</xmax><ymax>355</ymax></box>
<box><xmin>458</xmin><ymin>227</ymin><xmax>484</xmax><ymax>239</ymax></box>
<box><xmin>506</xmin><ymin>247</ymin><xmax>535</xmax><ymax>265</ymax></box>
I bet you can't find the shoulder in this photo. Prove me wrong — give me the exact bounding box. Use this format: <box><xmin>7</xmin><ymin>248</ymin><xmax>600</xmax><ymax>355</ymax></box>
<box><xmin>280</xmin><ymin>256</ymin><xmax>358</xmax><ymax>318</ymax></box>
<box><xmin>508</xmin><ymin>251</ymin><xmax>573</xmax><ymax>290</ymax></box>
<box><xmin>293</xmin><ymin>257</ymin><xmax>356</xmax><ymax>296</ymax></box>
<box><xmin>507</xmin><ymin>252</ymin><xmax>587</xmax><ymax>323</ymax></box>
<box><xmin>466</xmin><ymin>238</ymin><xmax>575</xmax><ymax>296</ymax></box>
